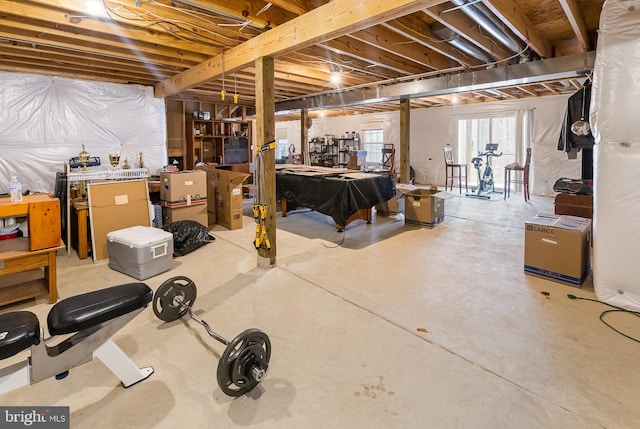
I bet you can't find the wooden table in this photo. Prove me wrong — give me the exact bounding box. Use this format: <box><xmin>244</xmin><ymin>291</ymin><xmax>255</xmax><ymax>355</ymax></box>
<box><xmin>0</xmin><ymin>194</ymin><xmax>64</xmax><ymax>306</ymax></box>
<box><xmin>0</xmin><ymin>238</ymin><xmax>65</xmax><ymax>306</ymax></box>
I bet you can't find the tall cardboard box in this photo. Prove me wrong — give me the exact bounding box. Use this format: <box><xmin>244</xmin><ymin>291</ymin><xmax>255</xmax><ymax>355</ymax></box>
<box><xmin>162</xmin><ymin>204</ymin><xmax>208</xmax><ymax>228</ymax></box>
<box><xmin>401</xmin><ymin>188</ymin><xmax>446</xmax><ymax>227</ymax></box>
<box><xmin>524</xmin><ymin>214</ymin><xmax>591</xmax><ymax>286</ymax></box>
<box><xmin>214</xmin><ymin>169</ymin><xmax>250</xmax><ymax>230</ymax></box>
<box><xmin>195</xmin><ymin>164</ymin><xmax>219</xmax><ymax>226</ymax></box>
<box><xmin>160</xmin><ymin>170</ymin><xmax>207</xmax><ymax>207</ymax></box>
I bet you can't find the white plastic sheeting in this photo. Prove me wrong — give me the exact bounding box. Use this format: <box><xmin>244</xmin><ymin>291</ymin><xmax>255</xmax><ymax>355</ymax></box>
<box><xmin>0</xmin><ymin>72</ymin><xmax>167</xmax><ymax>194</ymax></box>
<box><xmin>591</xmin><ymin>0</ymin><xmax>640</xmax><ymax>311</ymax></box>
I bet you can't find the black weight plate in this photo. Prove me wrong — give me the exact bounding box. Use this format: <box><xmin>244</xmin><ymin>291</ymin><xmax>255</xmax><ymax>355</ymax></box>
<box><xmin>216</xmin><ymin>328</ymin><xmax>271</xmax><ymax>397</ymax></box>
<box><xmin>152</xmin><ymin>276</ymin><xmax>197</xmax><ymax>322</ymax></box>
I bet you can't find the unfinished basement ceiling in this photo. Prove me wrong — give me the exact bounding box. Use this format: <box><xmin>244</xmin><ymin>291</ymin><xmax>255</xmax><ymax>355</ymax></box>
<box><xmin>0</xmin><ymin>0</ymin><xmax>604</xmax><ymax>119</ymax></box>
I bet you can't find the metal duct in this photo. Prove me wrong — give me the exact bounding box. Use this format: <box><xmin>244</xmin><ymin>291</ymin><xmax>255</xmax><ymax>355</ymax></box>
<box><xmin>432</xmin><ymin>22</ymin><xmax>496</xmax><ymax>63</ymax></box>
<box><xmin>449</xmin><ymin>0</ymin><xmax>526</xmax><ymax>54</ymax></box>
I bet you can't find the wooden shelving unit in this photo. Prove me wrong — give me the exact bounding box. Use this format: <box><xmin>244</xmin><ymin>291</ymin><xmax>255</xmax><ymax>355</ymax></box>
<box><xmin>165</xmin><ymin>99</ymin><xmax>254</xmax><ymax>173</ymax></box>
<box><xmin>186</xmin><ymin>119</ymin><xmax>251</xmax><ymax>172</ymax></box>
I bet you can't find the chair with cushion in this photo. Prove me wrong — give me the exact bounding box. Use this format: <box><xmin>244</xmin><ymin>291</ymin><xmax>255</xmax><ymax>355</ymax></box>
<box><xmin>443</xmin><ymin>147</ymin><xmax>467</xmax><ymax>193</ymax></box>
<box><xmin>504</xmin><ymin>147</ymin><xmax>532</xmax><ymax>201</ymax></box>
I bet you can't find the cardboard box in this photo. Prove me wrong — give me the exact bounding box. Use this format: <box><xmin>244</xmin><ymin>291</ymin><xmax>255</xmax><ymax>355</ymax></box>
<box><xmin>88</xmin><ymin>180</ymin><xmax>151</xmax><ymax>262</ymax></box>
<box><xmin>107</xmin><ymin>226</ymin><xmax>173</xmax><ymax>280</ymax></box>
<box><xmin>162</xmin><ymin>205</ymin><xmax>208</xmax><ymax>228</ymax></box>
<box><xmin>206</xmin><ymin>179</ymin><xmax>216</xmax><ymax>226</ymax></box>
<box><xmin>375</xmin><ymin>192</ymin><xmax>404</xmax><ymax>216</ymax></box>
<box><xmin>160</xmin><ymin>170</ymin><xmax>207</xmax><ymax>207</ymax></box>
<box><xmin>554</xmin><ymin>193</ymin><xmax>593</xmax><ymax>219</ymax></box>
<box><xmin>401</xmin><ymin>187</ymin><xmax>446</xmax><ymax>227</ymax></box>
<box><xmin>524</xmin><ymin>214</ymin><xmax>591</xmax><ymax>286</ymax></box>
<box><xmin>197</xmin><ymin>166</ymin><xmax>249</xmax><ymax>230</ymax></box>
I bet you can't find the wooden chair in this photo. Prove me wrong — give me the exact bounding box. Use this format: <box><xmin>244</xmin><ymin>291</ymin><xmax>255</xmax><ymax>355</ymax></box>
<box><xmin>381</xmin><ymin>144</ymin><xmax>395</xmax><ymax>173</ymax></box>
<box><xmin>504</xmin><ymin>147</ymin><xmax>532</xmax><ymax>201</ymax></box>
<box><xmin>443</xmin><ymin>147</ymin><xmax>467</xmax><ymax>193</ymax></box>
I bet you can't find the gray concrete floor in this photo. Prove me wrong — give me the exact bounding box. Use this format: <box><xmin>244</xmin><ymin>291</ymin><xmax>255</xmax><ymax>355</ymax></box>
<box><xmin>1</xmin><ymin>190</ymin><xmax>639</xmax><ymax>428</ymax></box>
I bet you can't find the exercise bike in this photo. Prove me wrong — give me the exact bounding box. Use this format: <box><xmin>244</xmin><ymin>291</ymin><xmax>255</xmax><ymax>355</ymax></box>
<box><xmin>466</xmin><ymin>143</ymin><xmax>503</xmax><ymax>200</ymax></box>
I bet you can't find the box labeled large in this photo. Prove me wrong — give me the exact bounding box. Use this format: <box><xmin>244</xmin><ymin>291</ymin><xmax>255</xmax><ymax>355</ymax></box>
<box><xmin>107</xmin><ymin>226</ymin><xmax>173</xmax><ymax>280</ymax></box>
<box><xmin>160</xmin><ymin>170</ymin><xmax>207</xmax><ymax>207</ymax></box>
<box><xmin>401</xmin><ymin>188</ymin><xmax>446</xmax><ymax>227</ymax></box>
<box><xmin>162</xmin><ymin>204</ymin><xmax>208</xmax><ymax>228</ymax></box>
<box><xmin>524</xmin><ymin>214</ymin><xmax>591</xmax><ymax>286</ymax></box>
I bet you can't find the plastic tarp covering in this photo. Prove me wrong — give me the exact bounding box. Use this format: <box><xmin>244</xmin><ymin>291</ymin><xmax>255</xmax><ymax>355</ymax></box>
<box><xmin>0</xmin><ymin>72</ymin><xmax>167</xmax><ymax>194</ymax></box>
<box><xmin>276</xmin><ymin>172</ymin><xmax>395</xmax><ymax>227</ymax></box>
<box><xmin>590</xmin><ymin>0</ymin><xmax>640</xmax><ymax>311</ymax></box>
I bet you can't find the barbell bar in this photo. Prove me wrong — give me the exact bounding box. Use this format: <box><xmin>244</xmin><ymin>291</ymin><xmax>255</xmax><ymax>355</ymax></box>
<box><xmin>152</xmin><ymin>276</ymin><xmax>271</xmax><ymax>396</ymax></box>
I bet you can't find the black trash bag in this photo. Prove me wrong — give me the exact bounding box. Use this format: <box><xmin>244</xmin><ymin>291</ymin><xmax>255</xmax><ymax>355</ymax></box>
<box><xmin>163</xmin><ymin>220</ymin><xmax>215</xmax><ymax>256</ymax></box>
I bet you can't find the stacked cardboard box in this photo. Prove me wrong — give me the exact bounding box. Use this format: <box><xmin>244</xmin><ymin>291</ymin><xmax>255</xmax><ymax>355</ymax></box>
<box><xmin>160</xmin><ymin>170</ymin><xmax>208</xmax><ymax>227</ymax></box>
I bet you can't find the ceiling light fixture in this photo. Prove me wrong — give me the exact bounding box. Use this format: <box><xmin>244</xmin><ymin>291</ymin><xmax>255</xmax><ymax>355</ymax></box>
<box><xmin>330</xmin><ymin>71</ymin><xmax>341</xmax><ymax>85</ymax></box>
<box><xmin>86</xmin><ymin>0</ymin><xmax>107</xmax><ymax>17</ymax></box>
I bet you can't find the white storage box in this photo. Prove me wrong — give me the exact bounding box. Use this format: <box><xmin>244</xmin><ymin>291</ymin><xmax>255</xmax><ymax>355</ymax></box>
<box><xmin>107</xmin><ymin>226</ymin><xmax>173</xmax><ymax>280</ymax></box>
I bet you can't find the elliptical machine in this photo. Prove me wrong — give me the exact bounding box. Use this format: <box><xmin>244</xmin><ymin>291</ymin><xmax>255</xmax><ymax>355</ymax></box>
<box><xmin>466</xmin><ymin>143</ymin><xmax>502</xmax><ymax>199</ymax></box>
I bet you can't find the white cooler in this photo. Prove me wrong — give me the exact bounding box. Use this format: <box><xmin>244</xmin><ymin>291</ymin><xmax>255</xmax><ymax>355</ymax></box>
<box><xmin>107</xmin><ymin>226</ymin><xmax>174</xmax><ymax>280</ymax></box>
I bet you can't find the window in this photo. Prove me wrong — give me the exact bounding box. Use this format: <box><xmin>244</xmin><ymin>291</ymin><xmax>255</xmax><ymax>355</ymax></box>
<box><xmin>456</xmin><ymin>110</ymin><xmax>531</xmax><ymax>188</ymax></box>
<box><xmin>276</xmin><ymin>128</ymin><xmax>288</xmax><ymax>159</ymax></box>
<box><xmin>362</xmin><ymin>122</ymin><xmax>384</xmax><ymax>164</ymax></box>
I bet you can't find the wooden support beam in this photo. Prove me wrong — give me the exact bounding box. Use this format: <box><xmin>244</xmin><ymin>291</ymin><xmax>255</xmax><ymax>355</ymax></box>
<box><xmin>557</xmin><ymin>0</ymin><xmax>590</xmax><ymax>50</ymax></box>
<box><xmin>155</xmin><ymin>0</ymin><xmax>449</xmax><ymax>97</ymax></box>
<box><xmin>255</xmin><ymin>56</ymin><xmax>277</xmax><ymax>267</ymax></box>
<box><xmin>301</xmin><ymin>109</ymin><xmax>310</xmax><ymax>165</ymax></box>
<box><xmin>399</xmin><ymin>98</ymin><xmax>411</xmax><ymax>184</ymax></box>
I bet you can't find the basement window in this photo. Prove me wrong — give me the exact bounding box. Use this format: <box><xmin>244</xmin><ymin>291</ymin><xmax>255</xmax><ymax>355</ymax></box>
<box><xmin>361</xmin><ymin>122</ymin><xmax>384</xmax><ymax>164</ymax></box>
<box><xmin>276</xmin><ymin>128</ymin><xmax>288</xmax><ymax>159</ymax></box>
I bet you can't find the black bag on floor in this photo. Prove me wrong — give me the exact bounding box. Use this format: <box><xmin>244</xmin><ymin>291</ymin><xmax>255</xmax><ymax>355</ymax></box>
<box><xmin>163</xmin><ymin>220</ymin><xmax>214</xmax><ymax>256</ymax></box>
<box><xmin>553</xmin><ymin>177</ymin><xmax>593</xmax><ymax>195</ymax></box>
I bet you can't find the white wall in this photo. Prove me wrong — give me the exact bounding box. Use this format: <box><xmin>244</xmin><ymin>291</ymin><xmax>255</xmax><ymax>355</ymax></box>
<box><xmin>0</xmin><ymin>71</ymin><xmax>167</xmax><ymax>194</ymax></box>
<box><xmin>276</xmin><ymin>94</ymin><xmax>583</xmax><ymax>196</ymax></box>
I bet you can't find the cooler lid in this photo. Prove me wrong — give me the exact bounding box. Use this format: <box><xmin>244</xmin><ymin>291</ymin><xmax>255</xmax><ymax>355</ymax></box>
<box><xmin>107</xmin><ymin>225</ymin><xmax>173</xmax><ymax>248</ymax></box>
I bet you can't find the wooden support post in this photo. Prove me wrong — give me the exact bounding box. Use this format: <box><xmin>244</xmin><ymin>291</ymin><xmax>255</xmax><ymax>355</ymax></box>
<box><xmin>399</xmin><ymin>98</ymin><xmax>411</xmax><ymax>184</ymax></box>
<box><xmin>255</xmin><ymin>56</ymin><xmax>276</xmax><ymax>267</ymax></box>
<box><xmin>301</xmin><ymin>109</ymin><xmax>309</xmax><ymax>165</ymax></box>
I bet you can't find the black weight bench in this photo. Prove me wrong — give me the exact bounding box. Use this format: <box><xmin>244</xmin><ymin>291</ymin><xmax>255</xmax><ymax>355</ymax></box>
<box><xmin>0</xmin><ymin>283</ymin><xmax>154</xmax><ymax>395</ymax></box>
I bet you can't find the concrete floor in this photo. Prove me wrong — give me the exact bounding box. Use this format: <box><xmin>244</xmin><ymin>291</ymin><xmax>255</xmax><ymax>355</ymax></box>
<box><xmin>1</xmin><ymin>190</ymin><xmax>639</xmax><ymax>428</ymax></box>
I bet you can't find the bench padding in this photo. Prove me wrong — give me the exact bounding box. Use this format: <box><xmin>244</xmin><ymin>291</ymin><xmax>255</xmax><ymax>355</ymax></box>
<box><xmin>0</xmin><ymin>311</ymin><xmax>41</xmax><ymax>360</ymax></box>
<box><xmin>47</xmin><ymin>283</ymin><xmax>152</xmax><ymax>336</ymax></box>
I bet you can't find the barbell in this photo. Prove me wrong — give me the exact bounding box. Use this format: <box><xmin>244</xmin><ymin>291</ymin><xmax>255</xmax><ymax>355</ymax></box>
<box><xmin>152</xmin><ymin>276</ymin><xmax>271</xmax><ymax>397</ymax></box>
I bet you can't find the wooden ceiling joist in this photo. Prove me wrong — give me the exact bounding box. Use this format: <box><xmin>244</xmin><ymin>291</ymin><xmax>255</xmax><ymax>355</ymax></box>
<box><xmin>154</xmin><ymin>0</ymin><xmax>450</xmax><ymax>98</ymax></box>
<box><xmin>482</xmin><ymin>0</ymin><xmax>552</xmax><ymax>59</ymax></box>
<box><xmin>558</xmin><ymin>0</ymin><xmax>590</xmax><ymax>50</ymax></box>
